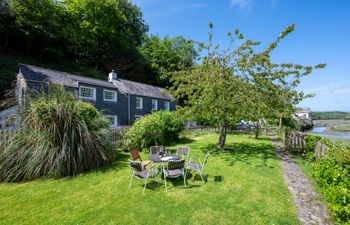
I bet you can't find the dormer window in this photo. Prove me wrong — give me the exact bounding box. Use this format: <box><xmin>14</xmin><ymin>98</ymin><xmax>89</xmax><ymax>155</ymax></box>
<box><xmin>103</xmin><ymin>89</ymin><xmax>117</xmax><ymax>102</ymax></box>
<box><xmin>79</xmin><ymin>86</ymin><xmax>96</xmax><ymax>100</ymax></box>
<box><xmin>152</xmin><ymin>99</ymin><xmax>158</xmax><ymax>111</ymax></box>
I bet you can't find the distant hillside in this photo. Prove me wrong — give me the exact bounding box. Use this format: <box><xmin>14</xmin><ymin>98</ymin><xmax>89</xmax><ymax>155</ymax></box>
<box><xmin>310</xmin><ymin>111</ymin><xmax>350</xmax><ymax>120</ymax></box>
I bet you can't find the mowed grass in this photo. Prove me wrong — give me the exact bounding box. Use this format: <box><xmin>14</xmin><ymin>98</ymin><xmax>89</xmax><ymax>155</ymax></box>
<box><xmin>0</xmin><ymin>133</ymin><xmax>299</xmax><ymax>225</ymax></box>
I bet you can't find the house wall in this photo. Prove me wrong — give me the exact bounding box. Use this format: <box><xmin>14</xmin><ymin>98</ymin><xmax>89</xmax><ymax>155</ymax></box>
<box><xmin>21</xmin><ymin>80</ymin><xmax>176</xmax><ymax>126</ymax></box>
<box><xmin>78</xmin><ymin>83</ymin><xmax>129</xmax><ymax>126</ymax></box>
<box><xmin>129</xmin><ymin>95</ymin><xmax>176</xmax><ymax>123</ymax></box>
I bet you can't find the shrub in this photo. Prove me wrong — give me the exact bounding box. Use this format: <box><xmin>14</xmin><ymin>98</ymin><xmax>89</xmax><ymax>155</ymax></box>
<box><xmin>0</xmin><ymin>86</ymin><xmax>115</xmax><ymax>182</ymax></box>
<box><xmin>312</xmin><ymin>142</ymin><xmax>350</xmax><ymax>224</ymax></box>
<box><xmin>304</xmin><ymin>134</ymin><xmax>322</xmax><ymax>161</ymax></box>
<box><xmin>120</xmin><ymin>111</ymin><xmax>183</xmax><ymax>150</ymax></box>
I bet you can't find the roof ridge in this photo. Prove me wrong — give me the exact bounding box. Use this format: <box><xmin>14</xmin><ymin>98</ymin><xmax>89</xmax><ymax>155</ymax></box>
<box><xmin>119</xmin><ymin>78</ymin><xmax>167</xmax><ymax>90</ymax></box>
<box><xmin>19</xmin><ymin>64</ymin><xmax>174</xmax><ymax>100</ymax></box>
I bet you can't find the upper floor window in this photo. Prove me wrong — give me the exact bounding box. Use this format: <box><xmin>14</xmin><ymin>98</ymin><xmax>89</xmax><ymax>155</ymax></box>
<box><xmin>152</xmin><ymin>99</ymin><xmax>158</xmax><ymax>111</ymax></box>
<box><xmin>79</xmin><ymin>86</ymin><xmax>96</xmax><ymax>100</ymax></box>
<box><xmin>134</xmin><ymin>115</ymin><xmax>142</xmax><ymax>121</ymax></box>
<box><xmin>136</xmin><ymin>97</ymin><xmax>143</xmax><ymax>109</ymax></box>
<box><xmin>103</xmin><ymin>89</ymin><xmax>117</xmax><ymax>102</ymax></box>
<box><xmin>165</xmin><ymin>101</ymin><xmax>170</xmax><ymax>111</ymax></box>
<box><xmin>105</xmin><ymin>115</ymin><xmax>118</xmax><ymax>128</ymax></box>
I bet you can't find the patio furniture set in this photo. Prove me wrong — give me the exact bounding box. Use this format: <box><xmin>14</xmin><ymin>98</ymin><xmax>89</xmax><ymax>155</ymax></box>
<box><xmin>128</xmin><ymin>146</ymin><xmax>210</xmax><ymax>193</ymax></box>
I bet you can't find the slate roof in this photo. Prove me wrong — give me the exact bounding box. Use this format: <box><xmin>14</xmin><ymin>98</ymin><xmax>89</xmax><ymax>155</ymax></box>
<box><xmin>19</xmin><ymin>64</ymin><xmax>173</xmax><ymax>100</ymax></box>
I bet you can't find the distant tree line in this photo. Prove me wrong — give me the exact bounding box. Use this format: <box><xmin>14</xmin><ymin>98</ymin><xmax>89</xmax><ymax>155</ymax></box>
<box><xmin>310</xmin><ymin>111</ymin><xmax>350</xmax><ymax>120</ymax></box>
<box><xmin>0</xmin><ymin>0</ymin><xmax>197</xmax><ymax>105</ymax></box>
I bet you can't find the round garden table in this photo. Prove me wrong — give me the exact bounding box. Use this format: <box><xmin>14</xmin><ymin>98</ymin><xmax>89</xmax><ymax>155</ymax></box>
<box><xmin>148</xmin><ymin>154</ymin><xmax>180</xmax><ymax>163</ymax></box>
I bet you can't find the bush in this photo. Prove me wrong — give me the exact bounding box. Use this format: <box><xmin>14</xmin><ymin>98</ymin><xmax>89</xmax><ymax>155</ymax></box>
<box><xmin>304</xmin><ymin>134</ymin><xmax>322</xmax><ymax>161</ymax></box>
<box><xmin>0</xmin><ymin>86</ymin><xmax>115</xmax><ymax>182</ymax></box>
<box><xmin>120</xmin><ymin>111</ymin><xmax>183</xmax><ymax>151</ymax></box>
<box><xmin>312</xmin><ymin>142</ymin><xmax>350</xmax><ymax>224</ymax></box>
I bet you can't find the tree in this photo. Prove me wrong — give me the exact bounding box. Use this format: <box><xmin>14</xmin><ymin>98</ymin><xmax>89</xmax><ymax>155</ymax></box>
<box><xmin>171</xmin><ymin>23</ymin><xmax>325</xmax><ymax>148</ymax></box>
<box><xmin>170</xmin><ymin>23</ymin><xmax>254</xmax><ymax>148</ymax></box>
<box><xmin>140</xmin><ymin>35</ymin><xmax>198</xmax><ymax>86</ymax></box>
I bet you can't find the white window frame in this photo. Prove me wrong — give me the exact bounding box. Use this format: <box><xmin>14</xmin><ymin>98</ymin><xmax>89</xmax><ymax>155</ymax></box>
<box><xmin>135</xmin><ymin>97</ymin><xmax>143</xmax><ymax>109</ymax></box>
<box><xmin>105</xmin><ymin>115</ymin><xmax>118</xmax><ymax>128</ymax></box>
<box><xmin>79</xmin><ymin>86</ymin><xmax>96</xmax><ymax>100</ymax></box>
<box><xmin>134</xmin><ymin>115</ymin><xmax>142</xmax><ymax>121</ymax></box>
<box><xmin>103</xmin><ymin>89</ymin><xmax>117</xmax><ymax>102</ymax></box>
<box><xmin>152</xmin><ymin>99</ymin><xmax>158</xmax><ymax>111</ymax></box>
<box><xmin>164</xmin><ymin>101</ymin><xmax>170</xmax><ymax>111</ymax></box>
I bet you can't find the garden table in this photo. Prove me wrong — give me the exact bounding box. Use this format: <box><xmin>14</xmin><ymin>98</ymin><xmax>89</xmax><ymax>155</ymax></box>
<box><xmin>148</xmin><ymin>154</ymin><xmax>180</xmax><ymax>173</ymax></box>
<box><xmin>148</xmin><ymin>154</ymin><xmax>180</xmax><ymax>163</ymax></box>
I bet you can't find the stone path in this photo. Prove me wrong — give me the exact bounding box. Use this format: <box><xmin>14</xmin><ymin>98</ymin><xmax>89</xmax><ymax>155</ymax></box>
<box><xmin>272</xmin><ymin>138</ymin><xmax>331</xmax><ymax>225</ymax></box>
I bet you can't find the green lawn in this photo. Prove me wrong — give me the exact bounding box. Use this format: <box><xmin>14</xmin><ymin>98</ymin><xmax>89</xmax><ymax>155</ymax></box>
<box><xmin>0</xmin><ymin>133</ymin><xmax>299</xmax><ymax>225</ymax></box>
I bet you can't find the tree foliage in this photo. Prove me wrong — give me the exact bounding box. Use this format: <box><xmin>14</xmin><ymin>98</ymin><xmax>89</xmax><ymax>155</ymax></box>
<box><xmin>140</xmin><ymin>35</ymin><xmax>198</xmax><ymax>86</ymax></box>
<box><xmin>0</xmin><ymin>0</ymin><xmax>197</xmax><ymax>103</ymax></box>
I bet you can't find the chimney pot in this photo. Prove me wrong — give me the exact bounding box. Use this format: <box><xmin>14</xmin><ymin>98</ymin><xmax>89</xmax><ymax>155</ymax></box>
<box><xmin>108</xmin><ymin>70</ymin><xmax>117</xmax><ymax>82</ymax></box>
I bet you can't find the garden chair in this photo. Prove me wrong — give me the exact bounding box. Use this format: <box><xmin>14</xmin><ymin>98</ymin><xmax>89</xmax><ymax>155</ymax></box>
<box><xmin>187</xmin><ymin>152</ymin><xmax>210</xmax><ymax>183</ymax></box>
<box><xmin>162</xmin><ymin>159</ymin><xmax>186</xmax><ymax>192</ymax></box>
<box><xmin>176</xmin><ymin>146</ymin><xmax>190</xmax><ymax>160</ymax></box>
<box><xmin>150</xmin><ymin>145</ymin><xmax>163</xmax><ymax>155</ymax></box>
<box><xmin>128</xmin><ymin>160</ymin><xmax>158</xmax><ymax>194</ymax></box>
<box><xmin>129</xmin><ymin>147</ymin><xmax>151</xmax><ymax>168</ymax></box>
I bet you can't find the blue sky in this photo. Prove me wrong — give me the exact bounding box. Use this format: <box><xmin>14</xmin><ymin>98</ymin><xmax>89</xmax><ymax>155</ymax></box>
<box><xmin>132</xmin><ymin>0</ymin><xmax>350</xmax><ymax>112</ymax></box>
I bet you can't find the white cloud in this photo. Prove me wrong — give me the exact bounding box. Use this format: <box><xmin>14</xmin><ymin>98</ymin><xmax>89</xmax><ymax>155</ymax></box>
<box><xmin>230</xmin><ymin>0</ymin><xmax>254</xmax><ymax>9</ymax></box>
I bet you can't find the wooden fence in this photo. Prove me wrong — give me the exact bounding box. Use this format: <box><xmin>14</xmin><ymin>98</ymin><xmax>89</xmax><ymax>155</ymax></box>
<box><xmin>285</xmin><ymin>132</ymin><xmax>306</xmax><ymax>153</ymax></box>
<box><xmin>0</xmin><ymin>127</ymin><xmax>130</xmax><ymax>148</ymax></box>
<box><xmin>183</xmin><ymin>126</ymin><xmax>279</xmax><ymax>135</ymax></box>
<box><xmin>285</xmin><ymin>132</ymin><xmax>330</xmax><ymax>160</ymax></box>
<box><xmin>110</xmin><ymin>126</ymin><xmax>129</xmax><ymax>146</ymax></box>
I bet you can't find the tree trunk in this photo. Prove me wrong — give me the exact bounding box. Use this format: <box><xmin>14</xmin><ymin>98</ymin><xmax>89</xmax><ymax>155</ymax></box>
<box><xmin>255</xmin><ymin>120</ymin><xmax>260</xmax><ymax>139</ymax></box>
<box><xmin>279</xmin><ymin>117</ymin><xmax>282</xmax><ymax>129</ymax></box>
<box><xmin>218</xmin><ymin>125</ymin><xmax>227</xmax><ymax>149</ymax></box>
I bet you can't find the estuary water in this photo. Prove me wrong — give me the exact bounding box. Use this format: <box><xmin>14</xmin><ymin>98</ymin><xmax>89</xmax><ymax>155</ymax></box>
<box><xmin>308</xmin><ymin>126</ymin><xmax>350</xmax><ymax>139</ymax></box>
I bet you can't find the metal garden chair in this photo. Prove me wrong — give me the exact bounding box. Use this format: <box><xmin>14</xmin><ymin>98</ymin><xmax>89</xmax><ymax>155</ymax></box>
<box><xmin>150</xmin><ymin>145</ymin><xmax>163</xmax><ymax>155</ymax></box>
<box><xmin>128</xmin><ymin>160</ymin><xmax>158</xmax><ymax>194</ymax></box>
<box><xmin>176</xmin><ymin>146</ymin><xmax>190</xmax><ymax>160</ymax></box>
<box><xmin>162</xmin><ymin>159</ymin><xmax>186</xmax><ymax>192</ymax></box>
<box><xmin>187</xmin><ymin>152</ymin><xmax>210</xmax><ymax>183</ymax></box>
<box><xmin>129</xmin><ymin>147</ymin><xmax>151</xmax><ymax>168</ymax></box>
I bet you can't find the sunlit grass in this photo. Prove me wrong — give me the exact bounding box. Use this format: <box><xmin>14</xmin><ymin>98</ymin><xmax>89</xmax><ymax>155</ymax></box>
<box><xmin>0</xmin><ymin>133</ymin><xmax>299</xmax><ymax>225</ymax></box>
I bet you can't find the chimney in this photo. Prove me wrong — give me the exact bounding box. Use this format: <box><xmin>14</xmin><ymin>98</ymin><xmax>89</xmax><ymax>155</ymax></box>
<box><xmin>108</xmin><ymin>70</ymin><xmax>117</xmax><ymax>82</ymax></box>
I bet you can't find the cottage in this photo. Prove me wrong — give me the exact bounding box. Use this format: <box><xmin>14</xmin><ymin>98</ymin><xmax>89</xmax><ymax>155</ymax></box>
<box><xmin>294</xmin><ymin>107</ymin><xmax>311</xmax><ymax>119</ymax></box>
<box><xmin>16</xmin><ymin>64</ymin><xmax>176</xmax><ymax>127</ymax></box>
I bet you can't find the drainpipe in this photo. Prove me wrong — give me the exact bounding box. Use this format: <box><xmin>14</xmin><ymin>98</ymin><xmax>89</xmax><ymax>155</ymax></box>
<box><xmin>127</xmin><ymin>93</ymin><xmax>131</xmax><ymax>124</ymax></box>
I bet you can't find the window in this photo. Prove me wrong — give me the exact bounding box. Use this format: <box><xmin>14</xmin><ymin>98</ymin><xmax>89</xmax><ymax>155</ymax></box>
<box><xmin>152</xmin><ymin>99</ymin><xmax>158</xmax><ymax>111</ymax></box>
<box><xmin>134</xmin><ymin>115</ymin><xmax>142</xmax><ymax>121</ymax></box>
<box><xmin>105</xmin><ymin>115</ymin><xmax>118</xmax><ymax>128</ymax></box>
<box><xmin>79</xmin><ymin>86</ymin><xmax>96</xmax><ymax>100</ymax></box>
<box><xmin>135</xmin><ymin>97</ymin><xmax>143</xmax><ymax>109</ymax></box>
<box><xmin>164</xmin><ymin>101</ymin><xmax>170</xmax><ymax>111</ymax></box>
<box><xmin>103</xmin><ymin>89</ymin><xmax>117</xmax><ymax>102</ymax></box>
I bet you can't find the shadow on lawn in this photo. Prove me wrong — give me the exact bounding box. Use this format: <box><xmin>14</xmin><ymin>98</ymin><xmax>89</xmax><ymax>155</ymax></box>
<box><xmin>87</xmin><ymin>151</ymin><xmax>130</xmax><ymax>174</ymax></box>
<box><xmin>224</xmin><ymin>142</ymin><xmax>277</xmax><ymax>168</ymax></box>
<box><xmin>197</xmin><ymin>140</ymin><xmax>277</xmax><ymax>168</ymax></box>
